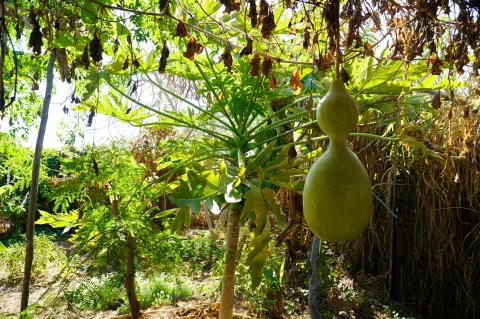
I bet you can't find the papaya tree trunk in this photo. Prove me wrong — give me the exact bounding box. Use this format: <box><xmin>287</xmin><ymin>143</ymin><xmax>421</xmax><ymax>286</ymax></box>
<box><xmin>112</xmin><ymin>198</ymin><xmax>140</xmax><ymax>319</ymax></box>
<box><xmin>308</xmin><ymin>236</ymin><xmax>323</xmax><ymax>319</ymax></box>
<box><xmin>125</xmin><ymin>235</ymin><xmax>140</xmax><ymax>319</ymax></box>
<box><xmin>20</xmin><ymin>49</ymin><xmax>56</xmax><ymax>312</ymax></box>
<box><xmin>219</xmin><ymin>205</ymin><xmax>242</xmax><ymax>319</ymax></box>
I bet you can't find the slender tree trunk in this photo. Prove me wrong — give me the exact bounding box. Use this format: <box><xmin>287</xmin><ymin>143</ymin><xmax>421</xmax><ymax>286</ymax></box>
<box><xmin>308</xmin><ymin>236</ymin><xmax>323</xmax><ymax>319</ymax></box>
<box><xmin>125</xmin><ymin>235</ymin><xmax>140</xmax><ymax>319</ymax></box>
<box><xmin>219</xmin><ymin>205</ymin><xmax>242</xmax><ymax>319</ymax></box>
<box><xmin>202</xmin><ymin>202</ymin><xmax>217</xmax><ymax>240</ymax></box>
<box><xmin>20</xmin><ymin>50</ymin><xmax>56</xmax><ymax>312</ymax></box>
<box><xmin>112</xmin><ymin>198</ymin><xmax>141</xmax><ymax>319</ymax></box>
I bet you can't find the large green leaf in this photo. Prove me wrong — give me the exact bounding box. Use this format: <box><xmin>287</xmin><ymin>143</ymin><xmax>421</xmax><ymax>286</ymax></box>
<box><xmin>246</xmin><ymin>217</ymin><xmax>271</xmax><ymax>288</ymax></box>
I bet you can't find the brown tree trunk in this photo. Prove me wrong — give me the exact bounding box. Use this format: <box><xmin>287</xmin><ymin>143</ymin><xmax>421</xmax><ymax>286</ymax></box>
<box><xmin>20</xmin><ymin>50</ymin><xmax>56</xmax><ymax>312</ymax></box>
<box><xmin>125</xmin><ymin>235</ymin><xmax>140</xmax><ymax>319</ymax></box>
<box><xmin>219</xmin><ymin>205</ymin><xmax>242</xmax><ymax>319</ymax></box>
<box><xmin>112</xmin><ymin>198</ymin><xmax>141</xmax><ymax>319</ymax></box>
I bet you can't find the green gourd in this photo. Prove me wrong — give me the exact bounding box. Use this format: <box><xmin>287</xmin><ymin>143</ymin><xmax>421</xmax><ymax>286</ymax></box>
<box><xmin>303</xmin><ymin>79</ymin><xmax>373</xmax><ymax>242</ymax></box>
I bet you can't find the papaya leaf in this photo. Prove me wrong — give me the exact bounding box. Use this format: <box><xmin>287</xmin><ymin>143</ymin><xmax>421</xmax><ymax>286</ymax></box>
<box><xmin>262</xmin><ymin>188</ymin><xmax>286</xmax><ymax>230</ymax></box>
<box><xmin>246</xmin><ymin>217</ymin><xmax>271</xmax><ymax>288</ymax></box>
<box><xmin>240</xmin><ymin>184</ymin><xmax>267</xmax><ymax>224</ymax></box>
<box><xmin>171</xmin><ymin>206</ymin><xmax>190</xmax><ymax>232</ymax></box>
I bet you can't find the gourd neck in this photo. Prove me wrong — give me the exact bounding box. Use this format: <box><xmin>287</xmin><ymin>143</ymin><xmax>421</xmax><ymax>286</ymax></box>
<box><xmin>328</xmin><ymin>138</ymin><xmax>348</xmax><ymax>150</ymax></box>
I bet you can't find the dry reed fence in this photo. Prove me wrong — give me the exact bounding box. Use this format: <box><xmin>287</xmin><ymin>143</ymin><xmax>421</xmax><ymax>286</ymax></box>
<box><xmin>348</xmin><ymin>100</ymin><xmax>480</xmax><ymax>318</ymax></box>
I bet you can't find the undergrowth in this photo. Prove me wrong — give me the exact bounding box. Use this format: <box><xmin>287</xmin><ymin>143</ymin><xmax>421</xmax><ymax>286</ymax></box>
<box><xmin>64</xmin><ymin>272</ymin><xmax>193</xmax><ymax>313</ymax></box>
<box><xmin>0</xmin><ymin>234</ymin><xmax>67</xmax><ymax>285</ymax></box>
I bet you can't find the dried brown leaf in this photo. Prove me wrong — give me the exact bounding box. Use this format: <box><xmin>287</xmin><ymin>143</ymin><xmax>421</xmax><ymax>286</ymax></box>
<box><xmin>159</xmin><ymin>41</ymin><xmax>170</xmax><ymax>73</ymax></box>
<box><xmin>89</xmin><ymin>33</ymin><xmax>103</xmax><ymax>64</ymax></box>
<box><xmin>56</xmin><ymin>48</ymin><xmax>70</xmax><ymax>82</ymax></box>
<box><xmin>269</xmin><ymin>74</ymin><xmax>277</xmax><ymax>90</ymax></box>
<box><xmin>261</xmin><ymin>9</ymin><xmax>276</xmax><ymax>39</ymax></box>
<box><xmin>262</xmin><ymin>56</ymin><xmax>272</xmax><ymax>76</ymax></box>
<box><xmin>250</xmin><ymin>53</ymin><xmax>261</xmax><ymax>76</ymax></box>
<box><xmin>240</xmin><ymin>37</ymin><xmax>253</xmax><ymax>56</ymax></box>
<box><xmin>175</xmin><ymin>21</ymin><xmax>188</xmax><ymax>37</ymax></box>
<box><xmin>289</xmin><ymin>70</ymin><xmax>302</xmax><ymax>92</ymax></box>
<box><xmin>248</xmin><ymin>0</ymin><xmax>258</xmax><ymax>28</ymax></box>
<box><xmin>221</xmin><ymin>47</ymin><xmax>233</xmax><ymax>72</ymax></box>
<box><xmin>220</xmin><ymin>0</ymin><xmax>240</xmax><ymax>13</ymax></box>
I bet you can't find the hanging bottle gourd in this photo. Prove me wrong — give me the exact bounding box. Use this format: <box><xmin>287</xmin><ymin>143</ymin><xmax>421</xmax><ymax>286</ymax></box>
<box><xmin>303</xmin><ymin>79</ymin><xmax>373</xmax><ymax>242</ymax></box>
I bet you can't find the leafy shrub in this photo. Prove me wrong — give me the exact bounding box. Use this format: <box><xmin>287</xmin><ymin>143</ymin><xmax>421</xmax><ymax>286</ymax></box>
<box><xmin>134</xmin><ymin>273</ymin><xmax>193</xmax><ymax>309</ymax></box>
<box><xmin>64</xmin><ymin>272</ymin><xmax>193</xmax><ymax>313</ymax></box>
<box><xmin>64</xmin><ymin>273</ymin><xmax>125</xmax><ymax>311</ymax></box>
<box><xmin>177</xmin><ymin>231</ymin><xmax>224</xmax><ymax>273</ymax></box>
<box><xmin>0</xmin><ymin>234</ymin><xmax>67</xmax><ymax>284</ymax></box>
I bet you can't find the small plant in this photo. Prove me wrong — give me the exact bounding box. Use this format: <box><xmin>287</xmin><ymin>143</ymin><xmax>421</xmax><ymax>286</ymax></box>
<box><xmin>0</xmin><ymin>234</ymin><xmax>67</xmax><ymax>284</ymax></box>
<box><xmin>64</xmin><ymin>272</ymin><xmax>193</xmax><ymax>313</ymax></box>
<box><xmin>64</xmin><ymin>273</ymin><xmax>125</xmax><ymax>311</ymax></box>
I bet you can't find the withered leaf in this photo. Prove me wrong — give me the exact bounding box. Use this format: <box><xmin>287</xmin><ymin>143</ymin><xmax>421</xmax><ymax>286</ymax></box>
<box><xmin>314</xmin><ymin>52</ymin><xmax>332</xmax><ymax>72</ymax></box>
<box><xmin>220</xmin><ymin>0</ymin><xmax>240</xmax><ymax>13</ymax></box>
<box><xmin>259</xmin><ymin>0</ymin><xmax>268</xmax><ymax>17</ymax></box>
<box><xmin>262</xmin><ymin>56</ymin><xmax>272</xmax><ymax>76</ymax></box>
<box><xmin>289</xmin><ymin>70</ymin><xmax>302</xmax><ymax>92</ymax></box>
<box><xmin>261</xmin><ymin>9</ymin><xmax>276</xmax><ymax>39</ymax></box>
<box><xmin>269</xmin><ymin>74</ymin><xmax>277</xmax><ymax>91</ymax></box>
<box><xmin>28</xmin><ymin>23</ymin><xmax>43</xmax><ymax>55</ymax></box>
<box><xmin>175</xmin><ymin>21</ymin><xmax>188</xmax><ymax>37</ymax></box>
<box><xmin>89</xmin><ymin>33</ymin><xmax>103</xmax><ymax>64</ymax></box>
<box><xmin>250</xmin><ymin>53</ymin><xmax>261</xmax><ymax>76</ymax></box>
<box><xmin>56</xmin><ymin>48</ymin><xmax>71</xmax><ymax>82</ymax></box>
<box><xmin>183</xmin><ymin>37</ymin><xmax>203</xmax><ymax>60</ymax></box>
<box><xmin>87</xmin><ymin>108</ymin><xmax>95</xmax><ymax>127</ymax></box>
<box><xmin>221</xmin><ymin>47</ymin><xmax>233</xmax><ymax>72</ymax></box>
<box><xmin>81</xmin><ymin>45</ymin><xmax>90</xmax><ymax>69</ymax></box>
<box><xmin>158</xmin><ymin>41</ymin><xmax>170</xmax><ymax>73</ymax></box>
<box><xmin>248</xmin><ymin>0</ymin><xmax>258</xmax><ymax>28</ymax></box>
<box><xmin>364</xmin><ymin>42</ymin><xmax>374</xmax><ymax>57</ymax></box>
<box><xmin>240</xmin><ymin>37</ymin><xmax>253</xmax><ymax>56</ymax></box>
<box><xmin>303</xmin><ymin>28</ymin><xmax>311</xmax><ymax>49</ymax></box>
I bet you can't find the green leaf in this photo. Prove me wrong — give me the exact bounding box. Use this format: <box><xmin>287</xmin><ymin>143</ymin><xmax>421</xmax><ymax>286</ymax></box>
<box><xmin>116</xmin><ymin>22</ymin><xmax>130</xmax><ymax>36</ymax></box>
<box><xmin>153</xmin><ymin>208</ymin><xmax>178</xmax><ymax>219</ymax></box>
<box><xmin>53</xmin><ymin>35</ymin><xmax>76</xmax><ymax>48</ymax></box>
<box><xmin>80</xmin><ymin>0</ymin><xmax>98</xmax><ymax>24</ymax></box>
<box><xmin>0</xmin><ymin>241</ymin><xmax>5</xmax><ymax>253</ymax></box>
<box><xmin>36</xmin><ymin>210</ymin><xmax>79</xmax><ymax>228</ymax></box>
<box><xmin>246</xmin><ymin>217</ymin><xmax>271</xmax><ymax>288</ymax></box>
<box><xmin>240</xmin><ymin>184</ymin><xmax>267</xmax><ymax>224</ymax></box>
<box><xmin>262</xmin><ymin>188</ymin><xmax>286</xmax><ymax>230</ymax></box>
<box><xmin>171</xmin><ymin>206</ymin><xmax>190</xmax><ymax>232</ymax></box>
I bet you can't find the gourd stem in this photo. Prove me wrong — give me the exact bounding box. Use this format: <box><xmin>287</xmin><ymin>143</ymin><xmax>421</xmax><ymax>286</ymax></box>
<box><xmin>334</xmin><ymin>0</ymin><xmax>342</xmax><ymax>79</ymax></box>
